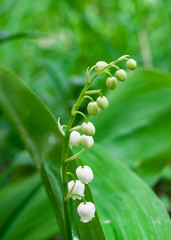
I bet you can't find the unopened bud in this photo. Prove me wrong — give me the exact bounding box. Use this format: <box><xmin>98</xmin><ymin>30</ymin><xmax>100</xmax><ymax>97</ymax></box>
<box><xmin>106</xmin><ymin>77</ymin><xmax>117</xmax><ymax>90</ymax></box>
<box><xmin>95</xmin><ymin>61</ymin><xmax>108</xmax><ymax>72</ymax></box>
<box><xmin>96</xmin><ymin>96</ymin><xmax>108</xmax><ymax>110</ymax></box>
<box><xmin>115</xmin><ymin>69</ymin><xmax>127</xmax><ymax>81</ymax></box>
<box><xmin>81</xmin><ymin>122</ymin><xmax>95</xmax><ymax>136</ymax></box>
<box><xmin>126</xmin><ymin>59</ymin><xmax>137</xmax><ymax>70</ymax></box>
<box><xmin>87</xmin><ymin>102</ymin><xmax>100</xmax><ymax>116</ymax></box>
<box><xmin>80</xmin><ymin>135</ymin><xmax>94</xmax><ymax>149</ymax></box>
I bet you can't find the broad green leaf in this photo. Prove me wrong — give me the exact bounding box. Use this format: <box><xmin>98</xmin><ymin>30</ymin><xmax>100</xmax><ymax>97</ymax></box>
<box><xmin>0</xmin><ymin>174</ymin><xmax>41</xmax><ymax>235</ymax></box>
<box><xmin>0</xmin><ymin>67</ymin><xmax>106</xmax><ymax>240</ymax></box>
<box><xmin>73</xmin><ymin>144</ymin><xmax>171</xmax><ymax>240</ymax></box>
<box><xmin>92</xmin><ymin>69</ymin><xmax>171</xmax><ymax>184</ymax></box>
<box><xmin>0</xmin><ymin>174</ymin><xmax>59</xmax><ymax>240</ymax></box>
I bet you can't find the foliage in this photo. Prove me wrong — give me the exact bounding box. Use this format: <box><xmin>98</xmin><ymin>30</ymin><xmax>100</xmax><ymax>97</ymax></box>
<box><xmin>0</xmin><ymin>67</ymin><xmax>171</xmax><ymax>239</ymax></box>
<box><xmin>0</xmin><ymin>0</ymin><xmax>171</xmax><ymax>239</ymax></box>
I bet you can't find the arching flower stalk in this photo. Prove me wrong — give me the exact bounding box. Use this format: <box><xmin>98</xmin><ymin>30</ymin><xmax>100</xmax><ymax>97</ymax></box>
<box><xmin>58</xmin><ymin>55</ymin><xmax>137</xmax><ymax>239</ymax></box>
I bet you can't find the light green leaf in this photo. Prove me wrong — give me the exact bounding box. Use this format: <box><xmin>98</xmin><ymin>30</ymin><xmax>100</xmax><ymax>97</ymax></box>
<box><xmin>92</xmin><ymin>69</ymin><xmax>171</xmax><ymax>183</ymax></box>
<box><xmin>73</xmin><ymin>144</ymin><xmax>171</xmax><ymax>240</ymax></box>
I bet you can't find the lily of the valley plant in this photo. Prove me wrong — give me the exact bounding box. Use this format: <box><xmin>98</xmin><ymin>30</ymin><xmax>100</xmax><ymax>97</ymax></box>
<box><xmin>58</xmin><ymin>56</ymin><xmax>137</xmax><ymax>239</ymax></box>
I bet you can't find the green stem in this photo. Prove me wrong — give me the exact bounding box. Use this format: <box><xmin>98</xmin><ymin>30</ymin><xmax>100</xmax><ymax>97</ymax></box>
<box><xmin>61</xmin><ymin>68</ymin><xmax>105</xmax><ymax>239</ymax></box>
<box><xmin>61</xmin><ymin>82</ymin><xmax>91</xmax><ymax>239</ymax></box>
<box><xmin>70</xmin><ymin>125</ymin><xmax>81</xmax><ymax>132</ymax></box>
<box><xmin>72</xmin><ymin>194</ymin><xmax>87</xmax><ymax>204</ymax></box>
<box><xmin>77</xmin><ymin>158</ymin><xmax>84</xmax><ymax>168</ymax></box>
<box><xmin>88</xmin><ymin>65</ymin><xmax>96</xmax><ymax>75</ymax></box>
<box><xmin>98</xmin><ymin>91</ymin><xmax>103</xmax><ymax>98</ymax></box>
<box><xmin>67</xmin><ymin>172</ymin><xmax>76</xmax><ymax>181</ymax></box>
<box><xmin>75</xmin><ymin>111</ymin><xmax>88</xmax><ymax>123</ymax></box>
<box><xmin>110</xmin><ymin>65</ymin><xmax>120</xmax><ymax>70</ymax></box>
<box><xmin>82</xmin><ymin>95</ymin><xmax>94</xmax><ymax>103</ymax></box>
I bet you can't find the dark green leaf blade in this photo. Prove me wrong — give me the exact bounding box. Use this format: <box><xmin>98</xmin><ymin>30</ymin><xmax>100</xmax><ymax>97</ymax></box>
<box><xmin>0</xmin><ymin>174</ymin><xmax>41</xmax><ymax>236</ymax></box>
<box><xmin>0</xmin><ymin>174</ymin><xmax>59</xmax><ymax>240</ymax></box>
<box><xmin>0</xmin><ymin>66</ymin><xmax>65</xmax><ymax>236</ymax></box>
<box><xmin>0</xmin><ymin>67</ymin><xmax>106</xmax><ymax>240</ymax></box>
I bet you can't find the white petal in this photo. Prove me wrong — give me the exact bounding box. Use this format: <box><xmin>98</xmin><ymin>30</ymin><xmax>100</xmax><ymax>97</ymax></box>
<box><xmin>76</xmin><ymin>166</ymin><xmax>93</xmax><ymax>184</ymax></box>
<box><xmin>68</xmin><ymin>180</ymin><xmax>85</xmax><ymax>200</ymax></box>
<box><xmin>80</xmin><ymin>135</ymin><xmax>94</xmax><ymax>149</ymax></box>
<box><xmin>77</xmin><ymin>202</ymin><xmax>96</xmax><ymax>223</ymax></box>
<box><xmin>81</xmin><ymin>122</ymin><xmax>95</xmax><ymax>136</ymax></box>
<box><xmin>69</xmin><ymin>131</ymin><xmax>81</xmax><ymax>147</ymax></box>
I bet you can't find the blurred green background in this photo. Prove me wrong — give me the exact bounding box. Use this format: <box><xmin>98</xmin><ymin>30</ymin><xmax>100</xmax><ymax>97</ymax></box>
<box><xmin>0</xmin><ymin>0</ymin><xmax>171</xmax><ymax>239</ymax></box>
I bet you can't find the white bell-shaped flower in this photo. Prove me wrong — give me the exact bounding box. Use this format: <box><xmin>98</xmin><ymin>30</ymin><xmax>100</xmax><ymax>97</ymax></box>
<box><xmin>96</xmin><ymin>96</ymin><xmax>109</xmax><ymax>110</ymax></box>
<box><xmin>69</xmin><ymin>131</ymin><xmax>81</xmax><ymax>147</ymax></box>
<box><xmin>95</xmin><ymin>61</ymin><xmax>108</xmax><ymax>72</ymax></box>
<box><xmin>80</xmin><ymin>135</ymin><xmax>94</xmax><ymax>149</ymax></box>
<box><xmin>81</xmin><ymin>122</ymin><xmax>95</xmax><ymax>136</ymax></box>
<box><xmin>76</xmin><ymin>166</ymin><xmax>93</xmax><ymax>184</ymax></box>
<box><xmin>87</xmin><ymin>102</ymin><xmax>100</xmax><ymax>116</ymax></box>
<box><xmin>77</xmin><ymin>202</ymin><xmax>96</xmax><ymax>223</ymax></box>
<box><xmin>68</xmin><ymin>180</ymin><xmax>85</xmax><ymax>200</ymax></box>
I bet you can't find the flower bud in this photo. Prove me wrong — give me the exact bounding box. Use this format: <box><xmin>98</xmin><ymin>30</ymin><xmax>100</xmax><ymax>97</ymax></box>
<box><xmin>69</xmin><ymin>131</ymin><xmax>81</xmax><ymax>147</ymax></box>
<box><xmin>96</xmin><ymin>96</ymin><xmax>108</xmax><ymax>110</ymax></box>
<box><xmin>126</xmin><ymin>58</ymin><xmax>137</xmax><ymax>70</ymax></box>
<box><xmin>115</xmin><ymin>69</ymin><xmax>127</xmax><ymax>81</ymax></box>
<box><xmin>95</xmin><ymin>61</ymin><xmax>108</xmax><ymax>72</ymax></box>
<box><xmin>80</xmin><ymin>135</ymin><xmax>94</xmax><ymax>149</ymax></box>
<box><xmin>106</xmin><ymin>77</ymin><xmax>117</xmax><ymax>90</ymax></box>
<box><xmin>87</xmin><ymin>102</ymin><xmax>100</xmax><ymax>116</ymax></box>
<box><xmin>68</xmin><ymin>180</ymin><xmax>85</xmax><ymax>200</ymax></box>
<box><xmin>76</xmin><ymin>166</ymin><xmax>94</xmax><ymax>184</ymax></box>
<box><xmin>77</xmin><ymin>202</ymin><xmax>95</xmax><ymax>223</ymax></box>
<box><xmin>81</xmin><ymin>122</ymin><xmax>95</xmax><ymax>136</ymax></box>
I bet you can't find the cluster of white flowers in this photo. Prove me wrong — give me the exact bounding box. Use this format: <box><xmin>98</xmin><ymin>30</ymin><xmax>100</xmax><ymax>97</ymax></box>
<box><xmin>68</xmin><ymin>165</ymin><xmax>95</xmax><ymax>222</ymax></box>
<box><xmin>65</xmin><ymin>57</ymin><xmax>136</xmax><ymax>223</ymax></box>
<box><xmin>69</xmin><ymin>121</ymin><xmax>96</xmax><ymax>149</ymax></box>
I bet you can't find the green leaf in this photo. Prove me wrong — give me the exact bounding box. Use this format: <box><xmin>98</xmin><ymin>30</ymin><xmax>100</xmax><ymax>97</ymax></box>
<box><xmin>0</xmin><ymin>32</ymin><xmax>46</xmax><ymax>44</ymax></box>
<box><xmin>92</xmin><ymin>69</ymin><xmax>171</xmax><ymax>183</ymax></box>
<box><xmin>73</xmin><ymin>144</ymin><xmax>171</xmax><ymax>240</ymax></box>
<box><xmin>0</xmin><ymin>174</ymin><xmax>41</xmax><ymax>236</ymax></box>
<box><xmin>0</xmin><ymin>174</ymin><xmax>59</xmax><ymax>240</ymax></box>
<box><xmin>0</xmin><ymin>67</ymin><xmax>106</xmax><ymax>239</ymax></box>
